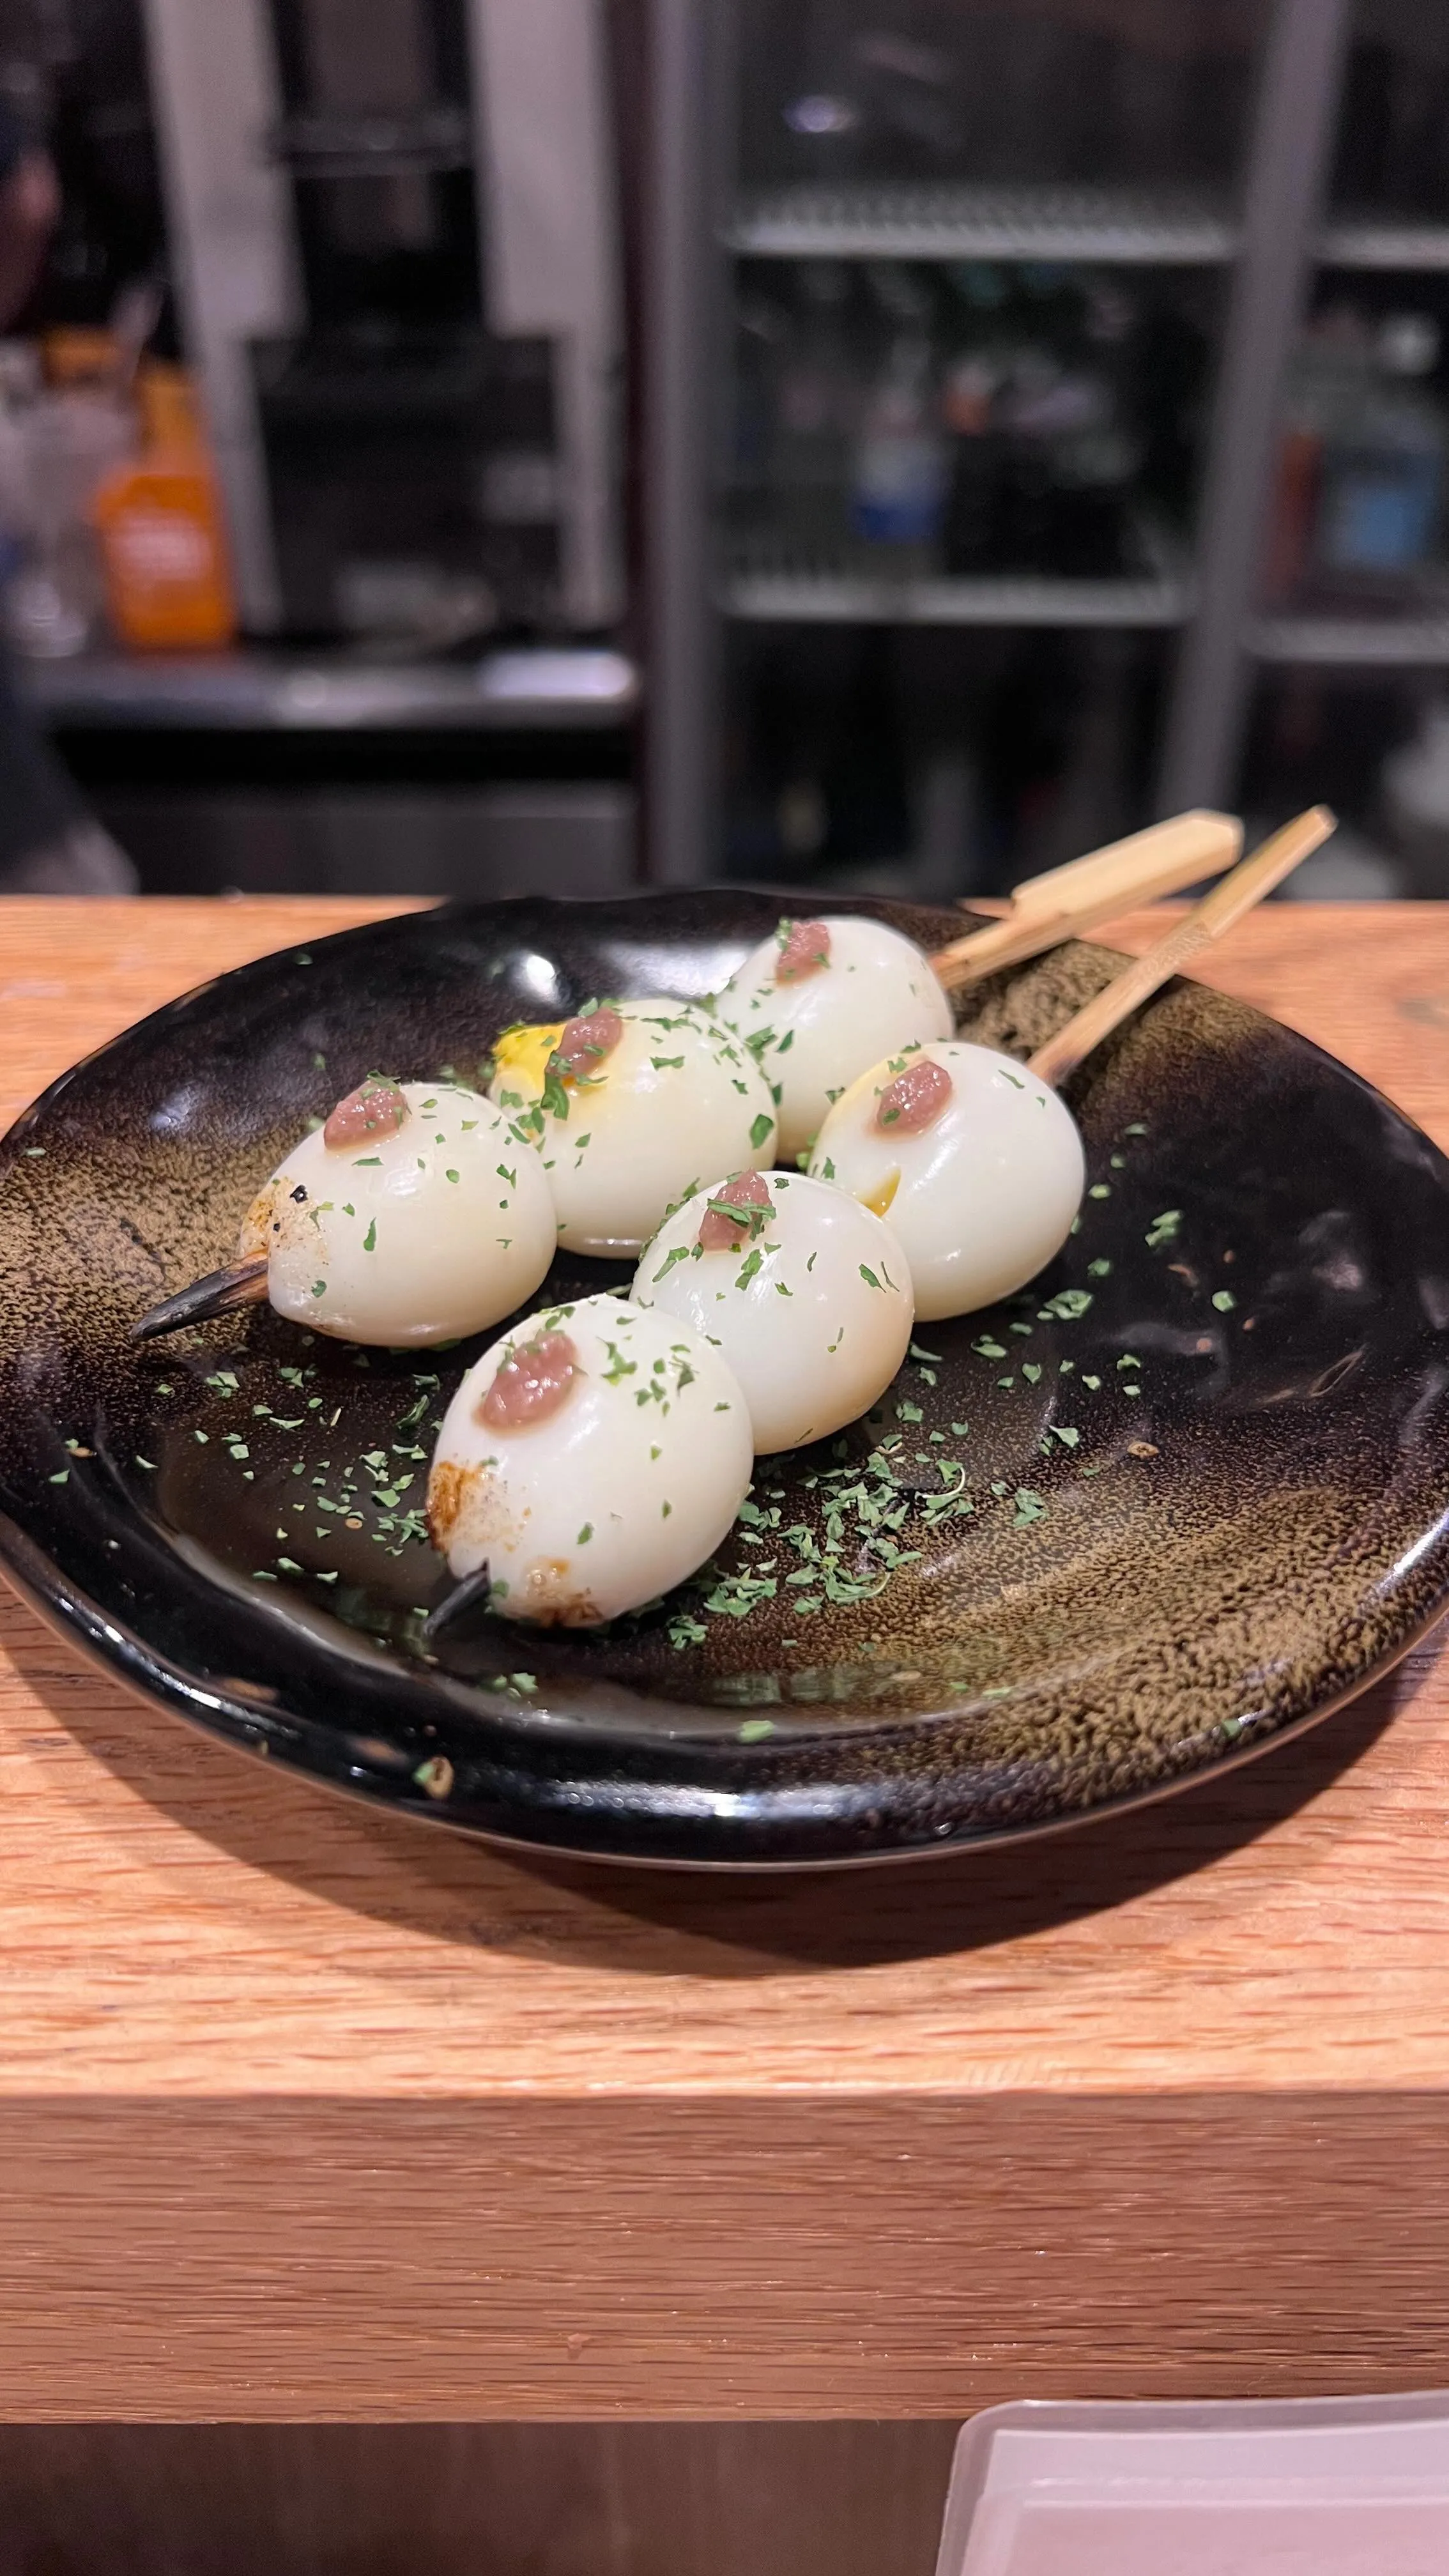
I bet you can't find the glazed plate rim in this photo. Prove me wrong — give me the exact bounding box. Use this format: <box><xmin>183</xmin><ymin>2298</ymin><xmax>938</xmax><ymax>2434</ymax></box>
<box><xmin>1</xmin><ymin>1497</ymin><xmax>1442</xmax><ymax>1874</ymax></box>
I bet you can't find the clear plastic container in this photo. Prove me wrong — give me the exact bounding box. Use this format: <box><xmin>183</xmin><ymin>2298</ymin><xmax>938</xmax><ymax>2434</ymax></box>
<box><xmin>936</xmin><ymin>2393</ymin><xmax>1449</xmax><ymax>2576</ymax></box>
<box><xmin>4</xmin><ymin>389</ymin><xmax>135</xmax><ymax>658</ymax></box>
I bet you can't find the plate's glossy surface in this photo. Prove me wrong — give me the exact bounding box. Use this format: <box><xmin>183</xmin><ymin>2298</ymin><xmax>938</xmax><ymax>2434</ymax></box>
<box><xmin>3</xmin><ymin>891</ymin><xmax>1449</xmax><ymax>1870</ymax></box>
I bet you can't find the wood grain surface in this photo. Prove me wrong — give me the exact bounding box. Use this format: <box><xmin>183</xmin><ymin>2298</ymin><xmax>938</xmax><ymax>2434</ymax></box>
<box><xmin>4</xmin><ymin>895</ymin><xmax>1449</xmax><ymax>2421</ymax></box>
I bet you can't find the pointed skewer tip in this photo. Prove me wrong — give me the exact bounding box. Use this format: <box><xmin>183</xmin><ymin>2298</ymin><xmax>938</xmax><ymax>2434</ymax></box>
<box><xmin>422</xmin><ymin>1565</ymin><xmax>494</xmax><ymax>1648</ymax></box>
<box><xmin>131</xmin><ymin>1255</ymin><xmax>269</xmax><ymax>1343</ymax></box>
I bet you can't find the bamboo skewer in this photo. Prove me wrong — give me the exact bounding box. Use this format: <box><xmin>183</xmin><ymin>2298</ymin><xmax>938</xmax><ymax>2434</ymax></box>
<box><xmin>1026</xmin><ymin>806</ymin><xmax>1336</xmax><ymax>1091</ymax></box>
<box><xmin>928</xmin><ymin>808</ymin><xmax>1244</xmax><ymax>994</ymax></box>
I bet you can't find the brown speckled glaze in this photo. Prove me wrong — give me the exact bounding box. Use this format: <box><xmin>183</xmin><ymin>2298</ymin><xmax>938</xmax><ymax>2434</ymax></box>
<box><xmin>3</xmin><ymin>889</ymin><xmax>1449</xmax><ymax>1870</ymax></box>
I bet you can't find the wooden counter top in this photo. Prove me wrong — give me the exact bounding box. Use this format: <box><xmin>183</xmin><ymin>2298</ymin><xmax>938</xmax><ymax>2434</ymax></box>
<box><xmin>4</xmin><ymin>896</ymin><xmax>1449</xmax><ymax>2422</ymax></box>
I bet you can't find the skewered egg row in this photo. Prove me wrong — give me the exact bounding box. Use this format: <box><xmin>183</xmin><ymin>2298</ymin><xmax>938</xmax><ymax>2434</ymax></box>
<box><xmin>238</xmin><ymin>1077</ymin><xmax>556</xmax><ymax>1346</ymax></box>
<box><xmin>714</xmin><ymin>914</ymin><xmax>954</xmax><ymax>1160</ymax></box>
<box><xmin>809</xmin><ymin>1040</ymin><xmax>1085</xmax><ymax>1321</ymax></box>
<box><xmin>136</xmin><ymin>917</ymin><xmax>1078</xmax><ymax>1397</ymax></box>
<box><xmin>631</xmin><ymin>1168</ymin><xmax>913</xmax><ymax>1455</ymax></box>
<box><xmin>427</xmin><ymin>1292</ymin><xmax>753</xmax><ymax>1623</ymax></box>
<box><xmin>423</xmin><ymin>1050</ymin><xmax>1080</xmax><ymax>1627</ymax></box>
<box><xmin>487</xmin><ymin>998</ymin><xmax>777</xmax><ymax>1256</ymax></box>
<box><xmin>422</xmin><ymin>1045</ymin><xmax>1081</xmax><ymax>1623</ymax></box>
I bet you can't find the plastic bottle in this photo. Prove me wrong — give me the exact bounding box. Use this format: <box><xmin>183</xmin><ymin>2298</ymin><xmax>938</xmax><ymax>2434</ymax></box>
<box><xmin>773</xmin><ymin>261</ymin><xmax>855</xmax><ymax>555</ymax></box>
<box><xmin>940</xmin><ymin>351</ymin><xmax>1002</xmax><ymax>575</ymax></box>
<box><xmin>0</xmin><ymin>342</ymin><xmax>39</xmax><ymax>599</ymax></box>
<box><xmin>1383</xmin><ymin>696</ymin><xmax>1449</xmax><ymax>894</ymax></box>
<box><xmin>1264</xmin><ymin>310</ymin><xmax>1371</xmax><ymax>603</ymax></box>
<box><xmin>7</xmin><ymin>383</ymin><xmax>135</xmax><ymax>657</ymax></box>
<box><xmin>91</xmin><ymin>364</ymin><xmax>237</xmax><ymax>650</ymax></box>
<box><xmin>1314</xmin><ymin>312</ymin><xmax>1445</xmax><ymax>599</ymax></box>
<box><xmin>850</xmin><ymin>332</ymin><xmax>946</xmax><ymax>572</ymax></box>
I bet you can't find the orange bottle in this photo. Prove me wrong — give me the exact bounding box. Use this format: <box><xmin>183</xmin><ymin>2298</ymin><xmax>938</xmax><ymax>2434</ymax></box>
<box><xmin>91</xmin><ymin>364</ymin><xmax>238</xmax><ymax>650</ymax></box>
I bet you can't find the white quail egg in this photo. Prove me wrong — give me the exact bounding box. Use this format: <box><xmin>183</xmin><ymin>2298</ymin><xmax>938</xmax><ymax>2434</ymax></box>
<box><xmin>427</xmin><ymin>1291</ymin><xmax>753</xmax><ymax>1623</ymax></box>
<box><xmin>488</xmin><ymin>1000</ymin><xmax>777</xmax><ymax>1256</ymax></box>
<box><xmin>809</xmin><ymin>1041</ymin><xmax>1085</xmax><ymax>1321</ymax></box>
<box><xmin>714</xmin><ymin>914</ymin><xmax>953</xmax><ymax>1160</ymax></box>
<box><xmin>238</xmin><ymin>1077</ymin><xmax>555</xmax><ymax>1346</ymax></box>
<box><xmin>631</xmin><ymin>1168</ymin><xmax>914</xmax><ymax>1453</ymax></box>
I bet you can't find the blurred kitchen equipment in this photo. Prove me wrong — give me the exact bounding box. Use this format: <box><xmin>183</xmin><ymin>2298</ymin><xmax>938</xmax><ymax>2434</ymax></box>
<box><xmin>139</xmin><ymin>0</ymin><xmax>622</xmax><ymax>640</ymax></box>
<box><xmin>1383</xmin><ymin>695</ymin><xmax>1449</xmax><ymax>896</ymax></box>
<box><xmin>1269</xmin><ymin>305</ymin><xmax>1448</xmax><ymax>609</ymax></box>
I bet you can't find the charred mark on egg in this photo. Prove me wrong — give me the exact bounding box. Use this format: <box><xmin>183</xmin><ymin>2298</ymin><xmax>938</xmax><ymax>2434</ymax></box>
<box><xmin>429</xmin><ymin>1293</ymin><xmax>753</xmax><ymax>1623</ymax></box>
<box><xmin>234</xmin><ymin>1078</ymin><xmax>556</xmax><ymax>1345</ymax></box>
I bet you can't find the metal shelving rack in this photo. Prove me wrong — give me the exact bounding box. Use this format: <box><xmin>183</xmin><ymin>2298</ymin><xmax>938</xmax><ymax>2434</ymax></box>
<box><xmin>645</xmin><ymin>0</ymin><xmax>1449</xmax><ymax>882</ymax></box>
<box><xmin>721</xmin><ymin>562</ymin><xmax>1192</xmax><ymax>632</ymax></box>
<box><xmin>19</xmin><ymin>646</ymin><xmax>638</xmax><ymax>733</ymax></box>
<box><xmin>1246</xmin><ymin>616</ymin><xmax>1449</xmax><ymax>670</ymax></box>
<box><xmin>1155</xmin><ymin>0</ymin><xmax>1354</xmax><ymax>809</ymax></box>
<box><xmin>1162</xmin><ymin>0</ymin><xmax>1449</xmax><ymax>804</ymax></box>
<box><xmin>716</xmin><ymin>176</ymin><xmax>1216</xmax><ymax>649</ymax></box>
<box><xmin>1316</xmin><ymin>219</ymin><xmax>1449</xmax><ymax>272</ymax></box>
<box><xmin>724</xmin><ymin>183</ymin><xmax>1239</xmax><ymax>266</ymax></box>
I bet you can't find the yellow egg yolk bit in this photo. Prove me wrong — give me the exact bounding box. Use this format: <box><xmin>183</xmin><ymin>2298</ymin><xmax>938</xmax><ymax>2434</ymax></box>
<box><xmin>492</xmin><ymin>1021</ymin><xmax>565</xmax><ymax>1091</ymax></box>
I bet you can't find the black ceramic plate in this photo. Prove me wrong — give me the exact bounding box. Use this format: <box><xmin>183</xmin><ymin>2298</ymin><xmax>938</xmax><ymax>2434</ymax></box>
<box><xmin>3</xmin><ymin>890</ymin><xmax>1449</xmax><ymax>1870</ymax></box>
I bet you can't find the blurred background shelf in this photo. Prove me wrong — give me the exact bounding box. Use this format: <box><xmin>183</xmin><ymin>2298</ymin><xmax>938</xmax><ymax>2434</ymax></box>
<box><xmin>268</xmin><ymin>103</ymin><xmax>475</xmax><ymax>176</ymax></box>
<box><xmin>1248</xmin><ymin>617</ymin><xmax>1449</xmax><ymax>668</ymax></box>
<box><xmin>11</xmin><ymin>0</ymin><xmax>1449</xmax><ymax>905</ymax></box>
<box><xmin>17</xmin><ymin>647</ymin><xmax>639</xmax><ymax>731</ymax></box>
<box><xmin>721</xmin><ymin>565</ymin><xmax>1190</xmax><ymax>629</ymax></box>
<box><xmin>1317</xmin><ymin>220</ymin><xmax>1449</xmax><ymax>273</ymax></box>
<box><xmin>22</xmin><ymin>657</ymin><xmax>637</xmax><ymax>902</ymax></box>
<box><xmin>724</xmin><ymin>185</ymin><xmax>1239</xmax><ymax>267</ymax></box>
<box><xmin>652</xmin><ymin>0</ymin><xmax>1449</xmax><ymax>887</ymax></box>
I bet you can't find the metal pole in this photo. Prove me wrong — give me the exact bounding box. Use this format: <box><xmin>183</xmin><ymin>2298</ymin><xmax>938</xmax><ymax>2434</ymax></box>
<box><xmin>466</xmin><ymin>0</ymin><xmax>626</xmax><ymax>631</ymax></box>
<box><xmin>141</xmin><ymin>0</ymin><xmax>300</xmax><ymax>632</ymax></box>
<box><xmin>1158</xmin><ymin>0</ymin><xmax>1353</xmax><ymax>813</ymax></box>
<box><xmin>641</xmin><ymin>0</ymin><xmax>717</xmax><ymax>883</ymax></box>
